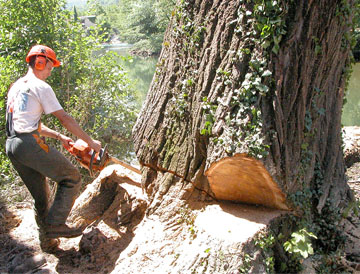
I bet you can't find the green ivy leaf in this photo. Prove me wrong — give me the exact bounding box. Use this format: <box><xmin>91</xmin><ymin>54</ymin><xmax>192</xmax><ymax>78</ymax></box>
<box><xmin>262</xmin><ymin>70</ymin><xmax>272</xmax><ymax>77</ymax></box>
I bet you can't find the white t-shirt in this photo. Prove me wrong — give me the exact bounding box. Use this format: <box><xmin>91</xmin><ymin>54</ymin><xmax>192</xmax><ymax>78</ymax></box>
<box><xmin>7</xmin><ymin>74</ymin><xmax>63</xmax><ymax>133</ymax></box>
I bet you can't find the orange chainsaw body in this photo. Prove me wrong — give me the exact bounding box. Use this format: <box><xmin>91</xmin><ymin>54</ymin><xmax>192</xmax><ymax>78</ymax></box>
<box><xmin>66</xmin><ymin>139</ymin><xmax>109</xmax><ymax>175</ymax></box>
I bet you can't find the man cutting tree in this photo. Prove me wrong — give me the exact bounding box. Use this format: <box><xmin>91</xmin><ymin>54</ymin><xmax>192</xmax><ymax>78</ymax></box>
<box><xmin>5</xmin><ymin>45</ymin><xmax>101</xmax><ymax>252</ymax></box>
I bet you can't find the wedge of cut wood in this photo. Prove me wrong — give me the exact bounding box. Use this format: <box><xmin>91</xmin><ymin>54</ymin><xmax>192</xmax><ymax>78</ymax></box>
<box><xmin>205</xmin><ymin>154</ymin><xmax>289</xmax><ymax>210</ymax></box>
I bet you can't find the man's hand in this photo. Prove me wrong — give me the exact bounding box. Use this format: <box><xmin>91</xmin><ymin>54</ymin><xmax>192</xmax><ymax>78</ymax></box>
<box><xmin>59</xmin><ymin>134</ymin><xmax>74</xmax><ymax>150</ymax></box>
<box><xmin>89</xmin><ymin>140</ymin><xmax>102</xmax><ymax>153</ymax></box>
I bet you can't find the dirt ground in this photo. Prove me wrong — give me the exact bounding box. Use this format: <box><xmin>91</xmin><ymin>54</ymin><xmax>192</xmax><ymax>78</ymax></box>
<box><xmin>0</xmin><ymin>165</ymin><xmax>145</xmax><ymax>274</ymax></box>
<box><xmin>0</xmin><ymin>196</ymin><xmax>134</xmax><ymax>273</ymax></box>
<box><xmin>346</xmin><ymin>162</ymin><xmax>360</xmax><ymax>201</ymax></box>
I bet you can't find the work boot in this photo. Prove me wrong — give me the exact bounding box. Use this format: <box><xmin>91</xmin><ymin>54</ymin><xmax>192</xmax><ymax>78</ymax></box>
<box><xmin>44</xmin><ymin>223</ymin><xmax>83</xmax><ymax>238</ymax></box>
<box><xmin>38</xmin><ymin>222</ymin><xmax>61</xmax><ymax>253</ymax></box>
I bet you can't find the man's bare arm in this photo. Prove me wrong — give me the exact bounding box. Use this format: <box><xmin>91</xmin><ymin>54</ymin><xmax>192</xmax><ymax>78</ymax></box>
<box><xmin>51</xmin><ymin>109</ymin><xmax>101</xmax><ymax>152</ymax></box>
<box><xmin>39</xmin><ymin>123</ymin><xmax>74</xmax><ymax>150</ymax></box>
<box><xmin>38</xmin><ymin>123</ymin><xmax>61</xmax><ymax>140</ymax></box>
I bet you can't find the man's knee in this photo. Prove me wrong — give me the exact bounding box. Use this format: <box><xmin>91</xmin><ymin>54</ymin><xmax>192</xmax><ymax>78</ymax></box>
<box><xmin>70</xmin><ymin>167</ymin><xmax>81</xmax><ymax>184</ymax></box>
<box><xmin>60</xmin><ymin>166</ymin><xmax>81</xmax><ymax>188</ymax></box>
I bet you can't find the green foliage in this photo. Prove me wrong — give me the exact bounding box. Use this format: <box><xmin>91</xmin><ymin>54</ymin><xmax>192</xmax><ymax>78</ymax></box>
<box><xmin>200</xmin><ymin>97</ymin><xmax>217</xmax><ymax>136</ymax></box>
<box><xmin>312</xmin><ymin>199</ymin><xmax>347</xmax><ymax>254</ymax></box>
<box><xmin>254</xmin><ymin>232</ymin><xmax>276</xmax><ymax>273</ymax></box>
<box><xmin>92</xmin><ymin>0</ymin><xmax>175</xmax><ymax>54</ymax></box>
<box><xmin>352</xmin><ymin>2</ymin><xmax>360</xmax><ymax>55</ymax></box>
<box><xmin>253</xmin><ymin>0</ymin><xmax>287</xmax><ymax>54</ymax></box>
<box><xmin>280</xmin><ymin>228</ymin><xmax>317</xmax><ymax>273</ymax></box>
<box><xmin>219</xmin><ymin>55</ymin><xmax>273</xmax><ymax>158</ymax></box>
<box><xmin>198</xmin><ymin>0</ymin><xmax>287</xmax><ymax>159</ymax></box>
<box><xmin>172</xmin><ymin>0</ymin><xmax>206</xmax><ymax>55</ymax></box>
<box><xmin>85</xmin><ymin>0</ymin><xmax>112</xmax><ymax>41</ymax></box>
<box><xmin>63</xmin><ymin>50</ymin><xmax>138</xmax><ymax>158</ymax></box>
<box><xmin>0</xmin><ymin>0</ymin><xmax>138</xmax><ymax>183</ymax></box>
<box><xmin>177</xmin><ymin>204</ymin><xmax>198</xmax><ymax>240</ymax></box>
<box><xmin>68</xmin><ymin>0</ymin><xmax>175</xmax><ymax>53</ymax></box>
<box><xmin>238</xmin><ymin>253</ymin><xmax>253</xmax><ymax>274</ymax></box>
<box><xmin>284</xmin><ymin>160</ymin><xmax>350</xmax><ymax>272</ymax></box>
<box><xmin>284</xmin><ymin>228</ymin><xmax>317</xmax><ymax>259</ymax></box>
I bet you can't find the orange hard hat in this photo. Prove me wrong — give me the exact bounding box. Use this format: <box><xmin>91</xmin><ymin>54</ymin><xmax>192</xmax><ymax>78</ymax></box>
<box><xmin>25</xmin><ymin>45</ymin><xmax>61</xmax><ymax>67</ymax></box>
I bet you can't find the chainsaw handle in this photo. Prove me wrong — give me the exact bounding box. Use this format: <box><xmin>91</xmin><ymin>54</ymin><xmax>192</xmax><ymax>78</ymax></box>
<box><xmin>63</xmin><ymin>141</ymin><xmax>74</xmax><ymax>152</ymax></box>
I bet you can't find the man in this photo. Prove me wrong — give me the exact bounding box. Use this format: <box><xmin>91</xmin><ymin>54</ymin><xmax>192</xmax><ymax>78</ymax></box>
<box><xmin>5</xmin><ymin>45</ymin><xmax>101</xmax><ymax>251</ymax></box>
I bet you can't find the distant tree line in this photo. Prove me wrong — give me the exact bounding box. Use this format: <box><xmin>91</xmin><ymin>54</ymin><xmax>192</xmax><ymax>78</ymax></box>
<box><xmin>74</xmin><ymin>0</ymin><xmax>176</xmax><ymax>55</ymax></box>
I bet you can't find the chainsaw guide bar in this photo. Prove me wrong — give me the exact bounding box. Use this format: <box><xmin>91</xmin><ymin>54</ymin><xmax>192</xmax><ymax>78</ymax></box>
<box><xmin>109</xmin><ymin>157</ymin><xmax>141</xmax><ymax>175</ymax></box>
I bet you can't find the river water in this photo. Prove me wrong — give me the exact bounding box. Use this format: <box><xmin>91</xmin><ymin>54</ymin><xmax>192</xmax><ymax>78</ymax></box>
<box><xmin>100</xmin><ymin>44</ymin><xmax>158</xmax><ymax>108</ymax></box>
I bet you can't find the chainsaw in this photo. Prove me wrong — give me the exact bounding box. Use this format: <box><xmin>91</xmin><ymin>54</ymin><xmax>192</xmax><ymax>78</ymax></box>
<box><xmin>65</xmin><ymin>139</ymin><xmax>141</xmax><ymax>176</ymax></box>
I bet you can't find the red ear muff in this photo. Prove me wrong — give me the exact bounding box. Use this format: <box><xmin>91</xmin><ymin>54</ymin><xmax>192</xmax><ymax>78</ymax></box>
<box><xmin>35</xmin><ymin>56</ymin><xmax>47</xmax><ymax>70</ymax></box>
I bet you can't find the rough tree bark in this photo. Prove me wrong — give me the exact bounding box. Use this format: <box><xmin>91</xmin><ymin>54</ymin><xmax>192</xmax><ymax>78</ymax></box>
<box><xmin>133</xmin><ymin>0</ymin><xmax>354</xmax><ymax>211</ymax></box>
<box><xmin>132</xmin><ymin>0</ymin><xmax>358</xmax><ymax>271</ymax></box>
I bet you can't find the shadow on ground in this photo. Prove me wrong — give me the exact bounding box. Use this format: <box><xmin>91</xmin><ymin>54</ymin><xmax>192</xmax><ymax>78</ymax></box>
<box><xmin>0</xmin><ymin>181</ymin><xmax>145</xmax><ymax>274</ymax></box>
<box><xmin>53</xmin><ymin>227</ymin><xmax>135</xmax><ymax>273</ymax></box>
<box><xmin>0</xmin><ymin>197</ymin><xmax>42</xmax><ymax>273</ymax></box>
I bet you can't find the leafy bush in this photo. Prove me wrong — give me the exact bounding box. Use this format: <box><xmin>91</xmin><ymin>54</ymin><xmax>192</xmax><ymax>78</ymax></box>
<box><xmin>0</xmin><ymin>0</ymin><xmax>138</xmax><ymax>184</ymax></box>
<box><xmin>101</xmin><ymin>0</ymin><xmax>175</xmax><ymax>54</ymax></box>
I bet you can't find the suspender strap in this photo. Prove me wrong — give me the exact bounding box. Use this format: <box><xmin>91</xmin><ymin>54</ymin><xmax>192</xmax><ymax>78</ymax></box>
<box><xmin>6</xmin><ymin>110</ymin><xmax>16</xmax><ymax>137</ymax></box>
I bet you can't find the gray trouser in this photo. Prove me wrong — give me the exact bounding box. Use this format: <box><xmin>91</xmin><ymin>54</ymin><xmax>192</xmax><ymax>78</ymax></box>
<box><xmin>6</xmin><ymin>131</ymin><xmax>81</xmax><ymax>225</ymax></box>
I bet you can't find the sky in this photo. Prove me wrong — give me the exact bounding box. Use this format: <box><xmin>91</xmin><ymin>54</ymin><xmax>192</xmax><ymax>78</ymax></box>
<box><xmin>66</xmin><ymin>0</ymin><xmax>87</xmax><ymax>9</ymax></box>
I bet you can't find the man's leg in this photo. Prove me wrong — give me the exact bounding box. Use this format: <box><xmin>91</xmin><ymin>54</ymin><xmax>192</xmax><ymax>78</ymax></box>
<box><xmin>6</xmin><ymin>136</ymin><xmax>50</xmax><ymax>219</ymax></box>
<box><xmin>7</xmin><ymin>133</ymin><xmax>83</xmax><ymax>238</ymax></box>
<box><xmin>6</xmin><ymin>147</ymin><xmax>59</xmax><ymax>251</ymax></box>
<box><xmin>32</xmin><ymin>146</ymin><xmax>82</xmax><ymax>226</ymax></box>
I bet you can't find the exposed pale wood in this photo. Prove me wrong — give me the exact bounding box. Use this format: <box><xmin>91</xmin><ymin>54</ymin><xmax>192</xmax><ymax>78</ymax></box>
<box><xmin>205</xmin><ymin>154</ymin><xmax>289</xmax><ymax>210</ymax></box>
<box><xmin>109</xmin><ymin>157</ymin><xmax>141</xmax><ymax>175</ymax></box>
<box><xmin>69</xmin><ymin>165</ymin><xmax>146</xmax><ymax>230</ymax></box>
<box><xmin>111</xmin><ymin>182</ymin><xmax>287</xmax><ymax>274</ymax></box>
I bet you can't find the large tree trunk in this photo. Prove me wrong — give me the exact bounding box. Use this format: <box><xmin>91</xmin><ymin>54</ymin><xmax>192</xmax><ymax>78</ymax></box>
<box><xmin>132</xmin><ymin>0</ymin><xmax>358</xmax><ymax>271</ymax></box>
<box><xmin>133</xmin><ymin>0</ymin><xmax>354</xmax><ymax>211</ymax></box>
